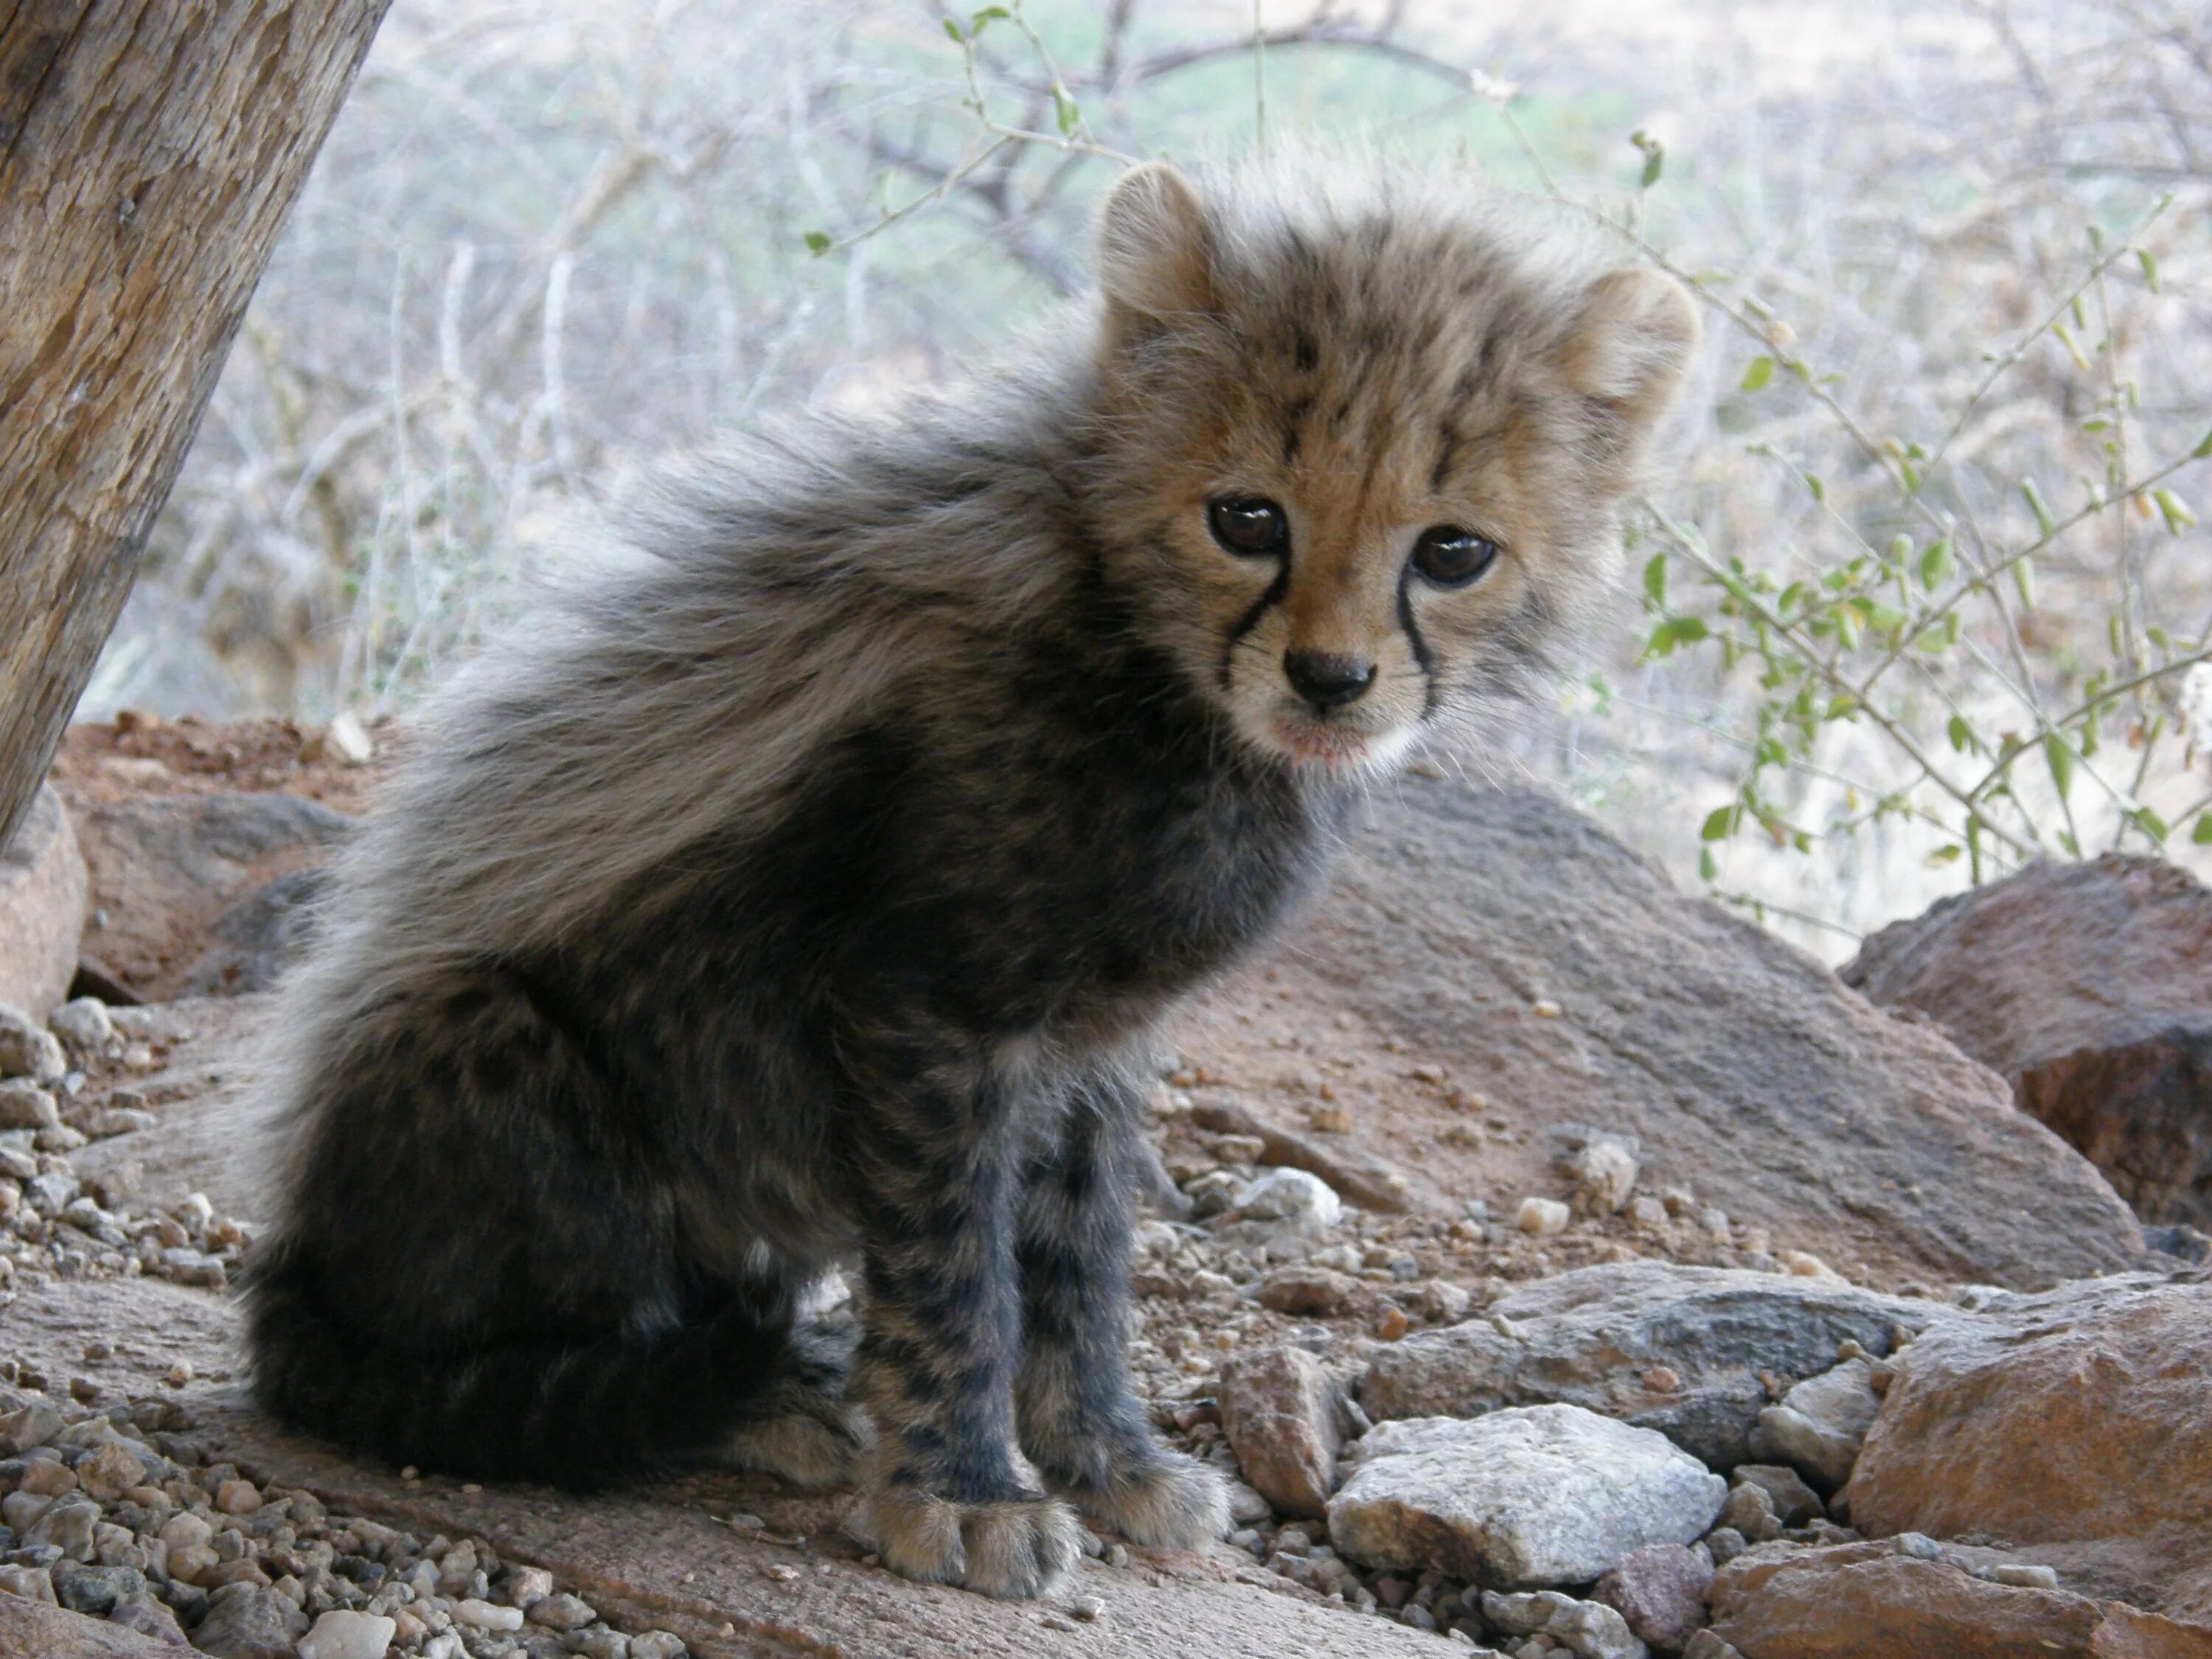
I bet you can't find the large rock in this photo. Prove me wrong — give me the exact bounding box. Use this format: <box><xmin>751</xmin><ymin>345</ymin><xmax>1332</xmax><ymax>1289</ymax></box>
<box><xmin>0</xmin><ymin>785</ymin><xmax>86</xmax><ymax>1023</ymax></box>
<box><xmin>1358</xmin><ymin>1262</ymin><xmax>1947</xmax><ymax>1470</ymax></box>
<box><xmin>1703</xmin><ymin>1543</ymin><xmax>2212</xmax><ymax>1658</ymax></box>
<box><xmin>1843</xmin><ymin>855</ymin><xmax>2212</xmax><ymax>1229</ymax></box>
<box><xmin>0</xmin><ymin>1594</ymin><xmax>185</xmax><ymax>1658</ymax></box>
<box><xmin>1846</xmin><ymin>1273</ymin><xmax>2212</xmax><ymax>1620</ymax></box>
<box><xmin>180</xmin><ymin>1583</ymin><xmax>307</xmax><ymax>1659</ymax></box>
<box><xmin>1217</xmin><ymin>1345</ymin><xmax>1346</xmax><ymax>1519</ymax></box>
<box><xmin>71</xmin><ymin>793</ymin><xmax>353</xmax><ymax>1001</ymax></box>
<box><xmin>1255</xmin><ymin>780</ymin><xmax>2141</xmax><ymax>1288</ymax></box>
<box><xmin>1327</xmin><ymin>1404</ymin><xmax>1726</xmax><ymax>1586</ymax></box>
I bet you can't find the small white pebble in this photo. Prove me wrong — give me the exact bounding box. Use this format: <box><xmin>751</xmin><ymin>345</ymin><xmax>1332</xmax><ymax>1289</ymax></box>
<box><xmin>1515</xmin><ymin>1196</ymin><xmax>1571</xmax><ymax>1236</ymax></box>
<box><xmin>1892</xmin><ymin>1532</ymin><xmax>1944</xmax><ymax>1560</ymax></box>
<box><xmin>1068</xmin><ymin>1595</ymin><xmax>1104</xmax><ymax>1622</ymax></box>
<box><xmin>1988</xmin><ymin>1562</ymin><xmax>2060</xmax><ymax>1589</ymax></box>
<box><xmin>298</xmin><ymin>1609</ymin><xmax>398</xmax><ymax>1659</ymax></box>
<box><xmin>452</xmin><ymin>1599</ymin><xmax>524</xmax><ymax>1632</ymax></box>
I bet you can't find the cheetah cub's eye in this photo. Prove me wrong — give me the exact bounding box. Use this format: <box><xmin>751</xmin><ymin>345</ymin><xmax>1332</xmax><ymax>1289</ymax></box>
<box><xmin>1207</xmin><ymin>495</ymin><xmax>1290</xmax><ymax>557</ymax></box>
<box><xmin>1410</xmin><ymin>526</ymin><xmax>1500</xmax><ymax>588</ymax></box>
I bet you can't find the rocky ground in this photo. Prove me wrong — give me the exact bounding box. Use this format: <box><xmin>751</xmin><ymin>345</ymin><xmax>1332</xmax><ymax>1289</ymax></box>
<box><xmin>0</xmin><ymin>717</ymin><xmax>2208</xmax><ymax>1659</ymax></box>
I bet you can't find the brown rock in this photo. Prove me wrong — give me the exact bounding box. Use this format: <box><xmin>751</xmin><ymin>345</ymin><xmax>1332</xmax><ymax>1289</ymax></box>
<box><xmin>68</xmin><ymin>793</ymin><xmax>353</xmax><ymax>1001</ymax></box>
<box><xmin>0</xmin><ymin>1595</ymin><xmax>184</xmax><ymax>1658</ymax></box>
<box><xmin>1217</xmin><ymin>1345</ymin><xmax>1347</xmax><ymax>1519</ymax></box>
<box><xmin>1255</xmin><ymin>1265</ymin><xmax>1360</xmax><ymax>1317</ymax></box>
<box><xmin>1706</xmin><ymin>1545</ymin><xmax>2212</xmax><ymax>1659</ymax></box>
<box><xmin>1842</xmin><ymin>855</ymin><xmax>2212</xmax><ymax>1228</ymax></box>
<box><xmin>1847</xmin><ymin>1275</ymin><xmax>2212</xmax><ymax>1619</ymax></box>
<box><xmin>1247</xmin><ymin>782</ymin><xmax>2140</xmax><ymax>1288</ymax></box>
<box><xmin>0</xmin><ymin>785</ymin><xmax>86</xmax><ymax>1023</ymax></box>
<box><xmin>1592</xmin><ymin>1540</ymin><xmax>1714</xmax><ymax>1649</ymax></box>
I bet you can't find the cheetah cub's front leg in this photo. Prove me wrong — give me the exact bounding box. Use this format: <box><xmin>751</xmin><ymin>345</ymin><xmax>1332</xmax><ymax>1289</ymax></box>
<box><xmin>849</xmin><ymin>1065</ymin><xmax>1085</xmax><ymax>1600</ymax></box>
<box><xmin>1015</xmin><ymin>1082</ymin><xmax>1231</xmax><ymax>1551</ymax></box>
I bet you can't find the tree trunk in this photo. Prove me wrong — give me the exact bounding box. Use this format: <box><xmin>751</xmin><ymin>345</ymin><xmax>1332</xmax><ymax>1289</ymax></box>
<box><xmin>0</xmin><ymin>0</ymin><xmax>390</xmax><ymax>850</ymax></box>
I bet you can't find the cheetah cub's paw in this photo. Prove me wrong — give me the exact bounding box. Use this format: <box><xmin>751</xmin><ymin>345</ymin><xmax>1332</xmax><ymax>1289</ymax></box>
<box><xmin>869</xmin><ymin>1489</ymin><xmax>1084</xmax><ymax>1599</ymax></box>
<box><xmin>1060</xmin><ymin>1449</ymin><xmax>1230</xmax><ymax>1551</ymax></box>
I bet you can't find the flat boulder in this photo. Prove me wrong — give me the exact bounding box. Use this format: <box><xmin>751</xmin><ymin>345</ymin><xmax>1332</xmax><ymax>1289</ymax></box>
<box><xmin>1267</xmin><ymin>780</ymin><xmax>2141</xmax><ymax>1289</ymax></box>
<box><xmin>1846</xmin><ymin>1273</ymin><xmax>2212</xmax><ymax>1621</ymax></box>
<box><xmin>1328</xmin><ymin>1403</ymin><xmax>1726</xmax><ymax>1587</ymax></box>
<box><xmin>1843</xmin><ymin>855</ymin><xmax>2212</xmax><ymax>1230</ymax></box>
<box><xmin>1358</xmin><ymin>1262</ymin><xmax>1947</xmax><ymax>1470</ymax></box>
<box><xmin>1703</xmin><ymin>1543</ymin><xmax>2212</xmax><ymax>1659</ymax></box>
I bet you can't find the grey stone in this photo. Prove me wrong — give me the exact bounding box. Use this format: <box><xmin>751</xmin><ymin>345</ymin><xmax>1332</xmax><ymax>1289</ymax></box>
<box><xmin>1753</xmin><ymin>1357</ymin><xmax>1881</xmax><ymax>1488</ymax></box>
<box><xmin>1328</xmin><ymin>1405</ymin><xmax>1725</xmax><ymax>1587</ymax></box>
<box><xmin>1279</xmin><ymin>780</ymin><xmax>2141</xmax><ymax>1286</ymax></box>
<box><xmin>0</xmin><ymin>1077</ymin><xmax>60</xmax><ymax>1129</ymax></box>
<box><xmin>1553</xmin><ymin>1127</ymin><xmax>1641</xmax><ymax>1214</ymax></box>
<box><xmin>525</xmin><ymin>1594</ymin><xmax>594</xmax><ymax>1630</ymax></box>
<box><xmin>1358</xmin><ymin>1262</ymin><xmax>1950</xmax><ymax>1470</ymax></box>
<box><xmin>1729</xmin><ymin>1465</ymin><xmax>1823</xmax><ymax>1528</ymax></box>
<box><xmin>48</xmin><ymin>997</ymin><xmax>117</xmax><ymax>1057</ymax></box>
<box><xmin>1479</xmin><ymin>1590</ymin><xmax>1648</xmax><ymax>1659</ymax></box>
<box><xmin>297</xmin><ymin>1608</ymin><xmax>398</xmax><ymax>1659</ymax></box>
<box><xmin>627</xmin><ymin>1635</ymin><xmax>685</xmax><ymax>1659</ymax></box>
<box><xmin>1592</xmin><ymin>1541</ymin><xmax>1713</xmax><ymax>1651</ymax></box>
<box><xmin>111</xmin><ymin>1589</ymin><xmax>194</xmax><ymax>1646</ymax></box>
<box><xmin>191</xmin><ymin>1582</ymin><xmax>310</xmax><ymax>1658</ymax></box>
<box><xmin>25</xmin><ymin>1495</ymin><xmax>101</xmax><ymax>1561</ymax></box>
<box><xmin>0</xmin><ymin>786</ymin><xmax>86</xmax><ymax>1029</ymax></box>
<box><xmin>1</xmin><ymin>1400</ymin><xmax>63</xmax><ymax>1454</ymax></box>
<box><xmin>0</xmin><ymin>1007</ymin><xmax>66</xmax><ymax>1085</ymax></box>
<box><xmin>52</xmin><ymin>1559</ymin><xmax>146</xmax><ymax>1613</ymax></box>
<box><xmin>1231</xmin><ymin>1167</ymin><xmax>1341</xmax><ymax>1236</ymax></box>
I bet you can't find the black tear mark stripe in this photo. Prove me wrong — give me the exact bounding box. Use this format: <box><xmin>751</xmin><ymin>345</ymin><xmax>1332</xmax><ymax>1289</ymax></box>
<box><xmin>1220</xmin><ymin>559</ymin><xmax>1291</xmax><ymax>690</ymax></box>
<box><xmin>1281</xmin><ymin>394</ymin><xmax>1315</xmax><ymax>466</ymax></box>
<box><xmin>1397</xmin><ymin>566</ymin><xmax>1439</xmax><ymax>718</ymax></box>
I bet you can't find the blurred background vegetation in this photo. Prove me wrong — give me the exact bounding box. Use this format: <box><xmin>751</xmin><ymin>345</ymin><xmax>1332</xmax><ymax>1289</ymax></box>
<box><xmin>83</xmin><ymin>0</ymin><xmax>2212</xmax><ymax>960</ymax></box>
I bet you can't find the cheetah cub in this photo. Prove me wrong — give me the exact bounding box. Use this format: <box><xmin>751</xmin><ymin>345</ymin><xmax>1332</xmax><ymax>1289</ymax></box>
<box><xmin>246</xmin><ymin>159</ymin><xmax>1697</xmax><ymax>1599</ymax></box>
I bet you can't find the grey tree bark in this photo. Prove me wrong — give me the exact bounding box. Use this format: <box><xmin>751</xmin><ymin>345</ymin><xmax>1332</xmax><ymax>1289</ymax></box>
<box><xmin>0</xmin><ymin>0</ymin><xmax>391</xmax><ymax>850</ymax></box>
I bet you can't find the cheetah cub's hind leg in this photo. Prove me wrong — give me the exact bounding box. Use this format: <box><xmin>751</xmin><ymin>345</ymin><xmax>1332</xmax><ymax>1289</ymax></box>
<box><xmin>1015</xmin><ymin>1073</ymin><xmax>1234</xmax><ymax>1552</ymax></box>
<box><xmin>725</xmin><ymin>1301</ymin><xmax>874</xmax><ymax>1489</ymax></box>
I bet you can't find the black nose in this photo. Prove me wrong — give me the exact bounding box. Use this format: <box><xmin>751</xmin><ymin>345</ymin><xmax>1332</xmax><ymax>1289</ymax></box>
<box><xmin>1282</xmin><ymin>650</ymin><xmax>1377</xmax><ymax>711</ymax></box>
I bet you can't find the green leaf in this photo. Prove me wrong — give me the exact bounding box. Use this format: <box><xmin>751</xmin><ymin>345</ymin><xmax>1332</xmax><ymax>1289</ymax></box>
<box><xmin>1948</xmin><ymin>714</ymin><xmax>1974</xmax><ymax>753</ymax></box>
<box><xmin>2138</xmin><ymin>247</ymin><xmax>2160</xmax><ymax>292</ymax></box>
<box><xmin>2134</xmin><ymin>806</ymin><xmax>2171</xmax><ymax>844</ymax></box>
<box><xmin>1642</xmin><ymin>615</ymin><xmax>1710</xmax><ymax>659</ymax></box>
<box><xmin>1826</xmin><ymin>695</ymin><xmax>1860</xmax><ymax>720</ymax></box>
<box><xmin>1739</xmin><ymin>355</ymin><xmax>1775</xmax><ymax>392</ymax></box>
<box><xmin>1700</xmin><ymin>804</ymin><xmax>1739</xmax><ymax>842</ymax></box>
<box><xmin>2044</xmin><ymin>732</ymin><xmax>2076</xmax><ymax>799</ymax></box>
<box><xmin>1885</xmin><ymin>534</ymin><xmax>1912</xmax><ymax>566</ymax></box>
<box><xmin>1926</xmin><ymin>844</ymin><xmax>1964</xmax><ymax>866</ymax></box>
<box><xmin>2153</xmin><ymin>487</ymin><xmax>2199</xmax><ymax>533</ymax></box>
<box><xmin>2014</xmin><ymin>556</ymin><xmax>2036</xmax><ymax>610</ymax></box>
<box><xmin>1804</xmin><ymin>472</ymin><xmax>1826</xmax><ymax>504</ymax></box>
<box><xmin>1631</xmin><ymin>131</ymin><xmax>1664</xmax><ymax>189</ymax></box>
<box><xmin>1698</xmin><ymin>846</ymin><xmax>1718</xmax><ymax>882</ymax></box>
<box><xmin>2021</xmin><ymin>477</ymin><xmax>2056</xmax><ymax>538</ymax></box>
<box><xmin>1918</xmin><ymin>538</ymin><xmax>1955</xmax><ymax>589</ymax></box>
<box><xmin>1642</xmin><ymin>552</ymin><xmax>1668</xmax><ymax>608</ymax></box>
<box><xmin>2194</xmin><ymin>813</ymin><xmax>2212</xmax><ymax>846</ymax></box>
<box><xmin>970</xmin><ymin>4</ymin><xmax>1011</xmax><ymax>27</ymax></box>
<box><xmin>803</xmin><ymin>231</ymin><xmax>832</xmax><ymax>255</ymax></box>
<box><xmin>944</xmin><ymin>17</ymin><xmax>965</xmax><ymax>41</ymax></box>
<box><xmin>2195</xmin><ymin>428</ymin><xmax>2212</xmax><ymax>459</ymax></box>
<box><xmin>1052</xmin><ymin>86</ymin><xmax>1079</xmax><ymax>136</ymax></box>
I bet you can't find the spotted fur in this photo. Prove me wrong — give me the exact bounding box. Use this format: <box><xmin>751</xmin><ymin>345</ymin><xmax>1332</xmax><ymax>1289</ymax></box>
<box><xmin>243</xmin><ymin>156</ymin><xmax>1696</xmax><ymax>1599</ymax></box>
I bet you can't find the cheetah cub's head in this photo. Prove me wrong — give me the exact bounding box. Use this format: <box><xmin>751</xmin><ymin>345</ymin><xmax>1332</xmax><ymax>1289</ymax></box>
<box><xmin>1088</xmin><ymin>160</ymin><xmax>1700</xmax><ymax>776</ymax></box>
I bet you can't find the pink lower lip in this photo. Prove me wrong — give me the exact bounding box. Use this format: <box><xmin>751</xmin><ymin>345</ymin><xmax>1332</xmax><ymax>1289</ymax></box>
<box><xmin>1273</xmin><ymin>714</ymin><xmax>1371</xmax><ymax>765</ymax></box>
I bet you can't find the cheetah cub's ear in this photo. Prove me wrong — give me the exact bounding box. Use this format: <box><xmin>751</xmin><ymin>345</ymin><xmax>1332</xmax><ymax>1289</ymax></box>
<box><xmin>1555</xmin><ymin>265</ymin><xmax>1703</xmax><ymax>480</ymax></box>
<box><xmin>1096</xmin><ymin>162</ymin><xmax>1217</xmax><ymax>337</ymax></box>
